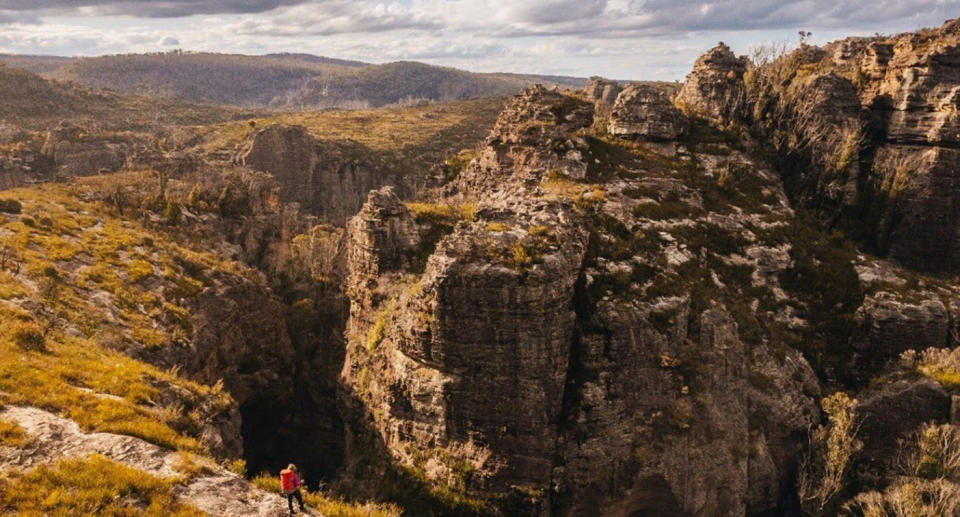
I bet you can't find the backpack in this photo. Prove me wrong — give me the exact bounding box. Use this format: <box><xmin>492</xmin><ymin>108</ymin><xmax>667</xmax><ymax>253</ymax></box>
<box><xmin>280</xmin><ymin>469</ymin><xmax>298</xmax><ymax>492</ymax></box>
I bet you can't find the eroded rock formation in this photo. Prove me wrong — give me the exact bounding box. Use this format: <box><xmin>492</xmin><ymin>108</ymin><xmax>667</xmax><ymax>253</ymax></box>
<box><xmin>584</xmin><ymin>76</ymin><xmax>621</xmax><ymax>106</ymax></box>
<box><xmin>338</xmin><ymin>85</ymin><xmax>824</xmax><ymax>516</ymax></box>
<box><xmin>679</xmin><ymin>19</ymin><xmax>960</xmax><ymax>272</ymax></box>
<box><xmin>608</xmin><ymin>84</ymin><xmax>689</xmax><ymax>140</ymax></box>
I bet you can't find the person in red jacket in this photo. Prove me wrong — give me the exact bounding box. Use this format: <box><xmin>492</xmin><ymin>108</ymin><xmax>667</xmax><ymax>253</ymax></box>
<box><xmin>280</xmin><ymin>464</ymin><xmax>306</xmax><ymax>515</ymax></box>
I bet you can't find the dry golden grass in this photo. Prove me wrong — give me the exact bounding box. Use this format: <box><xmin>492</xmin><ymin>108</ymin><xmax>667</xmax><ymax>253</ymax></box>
<box><xmin>0</xmin><ymin>183</ymin><xmax>243</xmax><ymax>453</ymax></box>
<box><xmin>194</xmin><ymin>98</ymin><xmax>504</xmax><ymax>153</ymax></box>
<box><xmin>405</xmin><ymin>202</ymin><xmax>476</xmax><ymax>224</ymax></box>
<box><xmin>0</xmin><ymin>454</ymin><xmax>207</xmax><ymax>516</ymax></box>
<box><xmin>0</xmin><ymin>417</ymin><xmax>30</xmax><ymax>447</ymax></box>
<box><xmin>251</xmin><ymin>473</ymin><xmax>401</xmax><ymax>517</ymax></box>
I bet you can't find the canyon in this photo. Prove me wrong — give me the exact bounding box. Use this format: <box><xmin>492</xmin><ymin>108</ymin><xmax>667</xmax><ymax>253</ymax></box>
<box><xmin>2</xmin><ymin>17</ymin><xmax>960</xmax><ymax>517</ymax></box>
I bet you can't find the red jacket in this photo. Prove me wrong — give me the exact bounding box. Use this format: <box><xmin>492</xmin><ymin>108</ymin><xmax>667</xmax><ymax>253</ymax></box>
<box><xmin>280</xmin><ymin>469</ymin><xmax>301</xmax><ymax>492</ymax></box>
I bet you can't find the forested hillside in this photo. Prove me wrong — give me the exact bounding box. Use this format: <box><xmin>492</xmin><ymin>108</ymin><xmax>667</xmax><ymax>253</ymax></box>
<box><xmin>0</xmin><ymin>52</ymin><xmax>585</xmax><ymax>109</ymax></box>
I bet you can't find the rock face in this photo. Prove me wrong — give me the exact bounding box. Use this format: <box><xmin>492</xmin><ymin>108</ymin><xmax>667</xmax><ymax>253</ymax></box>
<box><xmin>241</xmin><ymin>124</ymin><xmax>428</xmax><ymax>225</ymax></box>
<box><xmin>856</xmin><ymin>379</ymin><xmax>951</xmax><ymax>477</ymax></box>
<box><xmin>584</xmin><ymin>76</ymin><xmax>621</xmax><ymax>106</ymax></box>
<box><xmin>854</xmin><ymin>291</ymin><xmax>950</xmax><ymax>357</ymax></box>
<box><xmin>608</xmin><ymin>84</ymin><xmax>689</xmax><ymax>140</ymax></box>
<box><xmin>340</xmin><ymin>86</ymin><xmax>822</xmax><ymax>516</ymax></box>
<box><xmin>240</xmin><ymin>125</ymin><xmax>318</xmax><ymax>213</ymax></box>
<box><xmin>675</xmin><ymin>43</ymin><xmax>748</xmax><ymax>125</ymax></box>
<box><xmin>180</xmin><ymin>283</ymin><xmax>296</xmax><ymax>410</ymax></box>
<box><xmin>41</xmin><ymin>121</ymin><xmax>130</xmax><ymax>178</ymax></box>
<box><xmin>679</xmin><ymin>20</ymin><xmax>960</xmax><ymax>272</ymax></box>
<box><xmin>455</xmin><ymin>84</ymin><xmax>593</xmax><ymax>189</ymax></box>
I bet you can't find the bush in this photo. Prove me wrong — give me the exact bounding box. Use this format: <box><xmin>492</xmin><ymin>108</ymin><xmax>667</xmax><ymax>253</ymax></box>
<box><xmin>164</xmin><ymin>201</ymin><xmax>182</xmax><ymax>225</ymax></box>
<box><xmin>127</xmin><ymin>260</ymin><xmax>154</xmax><ymax>283</ymax></box>
<box><xmin>798</xmin><ymin>392</ymin><xmax>862</xmax><ymax>514</ymax></box>
<box><xmin>225</xmin><ymin>458</ymin><xmax>247</xmax><ymax>476</ymax></box>
<box><xmin>0</xmin><ymin>417</ymin><xmax>30</xmax><ymax>446</ymax></box>
<box><xmin>0</xmin><ymin>198</ymin><xmax>21</xmax><ymax>214</ymax></box>
<box><xmin>10</xmin><ymin>321</ymin><xmax>45</xmax><ymax>351</ymax></box>
<box><xmin>847</xmin><ymin>423</ymin><xmax>960</xmax><ymax>515</ymax></box>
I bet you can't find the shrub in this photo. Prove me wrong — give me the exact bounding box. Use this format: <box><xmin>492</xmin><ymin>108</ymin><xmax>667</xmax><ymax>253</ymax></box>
<box><xmin>10</xmin><ymin>321</ymin><xmax>45</xmax><ymax>352</ymax></box>
<box><xmin>252</xmin><ymin>472</ymin><xmax>281</xmax><ymax>492</ymax></box>
<box><xmin>172</xmin><ymin>452</ymin><xmax>216</xmax><ymax>480</ymax></box>
<box><xmin>486</xmin><ymin>222</ymin><xmax>508</xmax><ymax>232</ymax></box>
<box><xmin>0</xmin><ymin>198</ymin><xmax>22</xmax><ymax>214</ymax></box>
<box><xmin>528</xmin><ymin>225</ymin><xmax>551</xmax><ymax>237</ymax></box>
<box><xmin>164</xmin><ymin>201</ymin><xmax>182</xmax><ymax>225</ymax></box>
<box><xmin>798</xmin><ymin>392</ymin><xmax>862</xmax><ymax>514</ymax></box>
<box><xmin>127</xmin><ymin>259</ymin><xmax>154</xmax><ymax>283</ymax></box>
<box><xmin>510</xmin><ymin>244</ymin><xmax>532</xmax><ymax>267</ymax></box>
<box><xmin>847</xmin><ymin>423</ymin><xmax>960</xmax><ymax>515</ymax></box>
<box><xmin>913</xmin><ymin>423</ymin><xmax>960</xmax><ymax>480</ymax></box>
<box><xmin>366</xmin><ymin>312</ymin><xmax>388</xmax><ymax>352</ymax></box>
<box><xmin>0</xmin><ymin>417</ymin><xmax>30</xmax><ymax>446</ymax></box>
<box><xmin>225</xmin><ymin>458</ymin><xmax>247</xmax><ymax>476</ymax></box>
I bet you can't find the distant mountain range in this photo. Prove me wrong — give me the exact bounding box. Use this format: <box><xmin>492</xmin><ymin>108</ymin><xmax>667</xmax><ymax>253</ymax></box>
<box><xmin>0</xmin><ymin>52</ymin><xmax>587</xmax><ymax>110</ymax></box>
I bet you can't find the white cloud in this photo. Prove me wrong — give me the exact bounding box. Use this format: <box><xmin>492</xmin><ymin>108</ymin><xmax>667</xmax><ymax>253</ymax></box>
<box><xmin>0</xmin><ymin>0</ymin><xmax>957</xmax><ymax>79</ymax></box>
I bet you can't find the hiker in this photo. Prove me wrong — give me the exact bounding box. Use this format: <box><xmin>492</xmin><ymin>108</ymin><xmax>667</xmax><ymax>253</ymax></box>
<box><xmin>280</xmin><ymin>463</ymin><xmax>307</xmax><ymax>515</ymax></box>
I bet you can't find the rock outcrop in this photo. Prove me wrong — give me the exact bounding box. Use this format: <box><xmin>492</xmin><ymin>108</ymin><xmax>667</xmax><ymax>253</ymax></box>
<box><xmin>241</xmin><ymin>124</ymin><xmax>426</xmax><ymax>225</ymax></box>
<box><xmin>855</xmin><ymin>379</ymin><xmax>951</xmax><ymax>479</ymax></box>
<box><xmin>679</xmin><ymin>20</ymin><xmax>960</xmax><ymax>272</ymax></box>
<box><xmin>675</xmin><ymin>43</ymin><xmax>748</xmax><ymax>126</ymax></box>
<box><xmin>608</xmin><ymin>84</ymin><xmax>689</xmax><ymax>140</ymax></box>
<box><xmin>0</xmin><ymin>406</ymin><xmax>322</xmax><ymax>517</ymax></box>
<box><xmin>584</xmin><ymin>76</ymin><xmax>621</xmax><ymax>106</ymax></box>
<box><xmin>340</xmin><ymin>85</ymin><xmax>822</xmax><ymax>516</ymax></box>
<box><xmin>40</xmin><ymin>121</ymin><xmax>130</xmax><ymax>178</ymax></box>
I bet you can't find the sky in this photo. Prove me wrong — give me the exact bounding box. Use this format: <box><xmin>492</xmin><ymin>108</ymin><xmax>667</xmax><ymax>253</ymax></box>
<box><xmin>0</xmin><ymin>0</ymin><xmax>956</xmax><ymax>80</ymax></box>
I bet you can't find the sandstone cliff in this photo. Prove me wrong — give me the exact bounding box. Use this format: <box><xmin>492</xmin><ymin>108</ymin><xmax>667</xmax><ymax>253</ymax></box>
<box><xmin>336</xmin><ymin>85</ymin><xmax>830</xmax><ymax>516</ymax></box>
<box><xmin>678</xmin><ymin>19</ymin><xmax>960</xmax><ymax>273</ymax></box>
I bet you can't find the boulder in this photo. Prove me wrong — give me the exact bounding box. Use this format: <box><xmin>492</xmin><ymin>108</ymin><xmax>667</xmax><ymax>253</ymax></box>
<box><xmin>856</xmin><ymin>379</ymin><xmax>951</xmax><ymax>475</ymax></box>
<box><xmin>675</xmin><ymin>43</ymin><xmax>748</xmax><ymax>125</ymax></box>
<box><xmin>584</xmin><ymin>76</ymin><xmax>621</xmax><ymax>106</ymax></box>
<box><xmin>609</xmin><ymin>84</ymin><xmax>689</xmax><ymax>141</ymax></box>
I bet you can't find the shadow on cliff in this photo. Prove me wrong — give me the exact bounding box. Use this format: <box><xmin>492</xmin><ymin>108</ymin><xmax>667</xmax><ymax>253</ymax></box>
<box><xmin>240</xmin><ymin>282</ymin><xmax>349</xmax><ymax>489</ymax></box>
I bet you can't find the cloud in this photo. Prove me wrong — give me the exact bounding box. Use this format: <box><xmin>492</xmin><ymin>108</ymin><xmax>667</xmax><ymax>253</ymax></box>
<box><xmin>227</xmin><ymin>1</ymin><xmax>442</xmax><ymax>36</ymax></box>
<box><xmin>0</xmin><ymin>10</ymin><xmax>41</xmax><ymax>24</ymax></box>
<box><xmin>0</xmin><ymin>0</ymin><xmax>958</xmax><ymax>80</ymax></box>
<box><xmin>0</xmin><ymin>0</ymin><xmax>308</xmax><ymax>17</ymax></box>
<box><xmin>408</xmin><ymin>0</ymin><xmax>960</xmax><ymax>38</ymax></box>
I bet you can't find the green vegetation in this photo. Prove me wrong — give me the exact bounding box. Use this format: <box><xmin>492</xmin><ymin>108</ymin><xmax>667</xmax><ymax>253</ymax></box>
<box><xmin>914</xmin><ymin>348</ymin><xmax>960</xmax><ymax>389</ymax></box>
<box><xmin>45</xmin><ymin>52</ymin><xmax>579</xmax><ymax>111</ymax></box>
<box><xmin>0</xmin><ymin>63</ymin><xmax>239</xmax><ymax>131</ymax></box>
<box><xmin>8</xmin><ymin>320</ymin><xmax>46</xmax><ymax>352</ymax></box>
<box><xmin>406</xmin><ymin>201</ymin><xmax>476</xmax><ymax>272</ymax></box>
<box><xmin>443</xmin><ymin>148</ymin><xmax>480</xmax><ymax>181</ymax></box>
<box><xmin>849</xmin><ymin>422</ymin><xmax>960</xmax><ymax>515</ymax></box>
<box><xmin>0</xmin><ymin>454</ymin><xmax>206</xmax><ymax>516</ymax></box>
